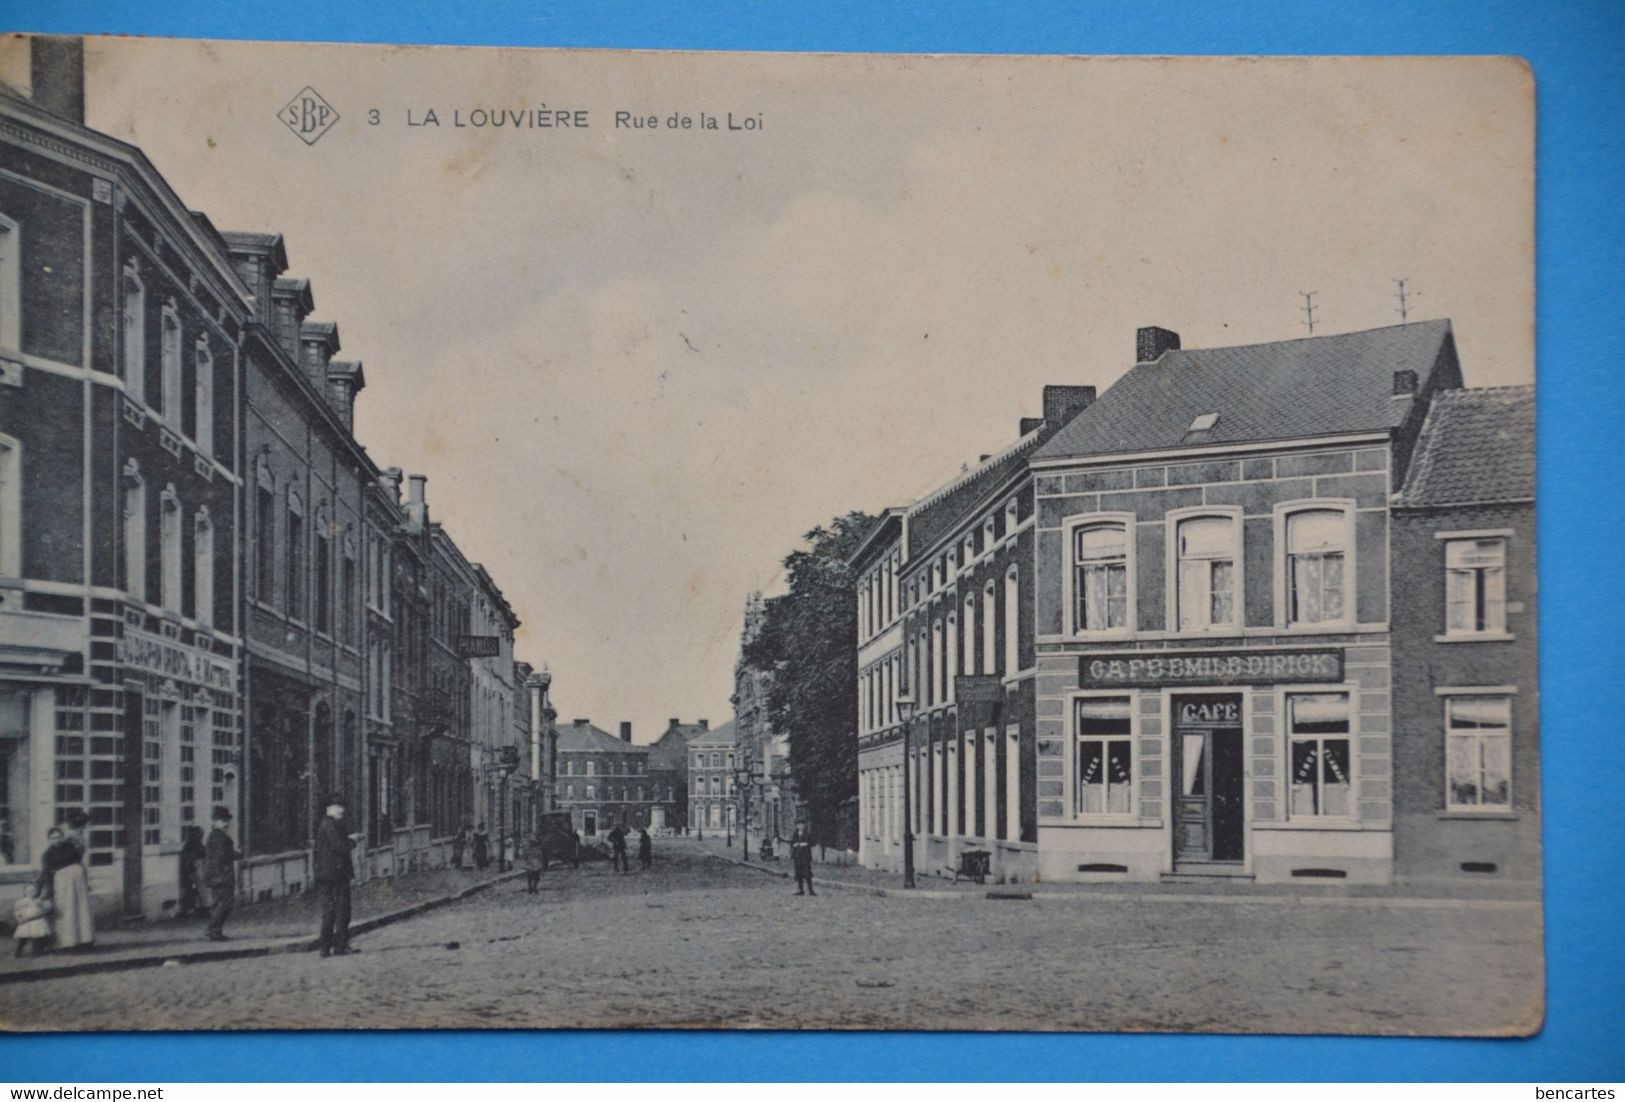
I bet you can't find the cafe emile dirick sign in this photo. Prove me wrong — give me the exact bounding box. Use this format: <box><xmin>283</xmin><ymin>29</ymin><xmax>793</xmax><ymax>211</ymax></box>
<box><xmin>1079</xmin><ymin>648</ymin><xmax>1343</xmax><ymax>688</ymax></box>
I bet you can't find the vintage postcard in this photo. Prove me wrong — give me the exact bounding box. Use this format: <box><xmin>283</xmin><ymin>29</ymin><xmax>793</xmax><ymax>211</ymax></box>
<box><xmin>0</xmin><ymin>36</ymin><xmax>1537</xmax><ymax>1034</ymax></box>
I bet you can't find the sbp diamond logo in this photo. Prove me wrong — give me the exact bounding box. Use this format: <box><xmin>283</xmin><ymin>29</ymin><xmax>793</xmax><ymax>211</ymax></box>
<box><xmin>278</xmin><ymin>87</ymin><xmax>339</xmax><ymax>145</ymax></box>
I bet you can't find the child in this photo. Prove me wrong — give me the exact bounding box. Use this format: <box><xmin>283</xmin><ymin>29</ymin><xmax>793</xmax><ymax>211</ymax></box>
<box><xmin>12</xmin><ymin>882</ymin><xmax>53</xmax><ymax>957</ymax></box>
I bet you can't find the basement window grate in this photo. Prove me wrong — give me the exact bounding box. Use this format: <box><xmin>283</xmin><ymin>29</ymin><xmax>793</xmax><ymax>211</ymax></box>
<box><xmin>1078</xmin><ymin>863</ymin><xmax>1129</xmax><ymax>873</ymax></box>
<box><xmin>1290</xmin><ymin>867</ymin><xmax>1348</xmax><ymax>879</ymax></box>
<box><xmin>1460</xmin><ymin>861</ymin><xmax>1498</xmax><ymax>874</ymax></box>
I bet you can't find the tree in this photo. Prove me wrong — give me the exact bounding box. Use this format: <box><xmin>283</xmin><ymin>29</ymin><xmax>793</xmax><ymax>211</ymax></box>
<box><xmin>743</xmin><ymin>510</ymin><xmax>876</xmax><ymax>850</ymax></box>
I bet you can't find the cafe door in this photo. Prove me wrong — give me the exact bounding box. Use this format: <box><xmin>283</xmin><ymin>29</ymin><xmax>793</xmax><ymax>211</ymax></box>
<box><xmin>1172</xmin><ymin>693</ymin><xmax>1245</xmax><ymax>864</ymax></box>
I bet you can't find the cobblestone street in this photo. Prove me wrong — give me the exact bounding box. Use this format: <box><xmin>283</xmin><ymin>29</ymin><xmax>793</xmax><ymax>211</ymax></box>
<box><xmin>0</xmin><ymin>842</ymin><xmax>1542</xmax><ymax>1035</ymax></box>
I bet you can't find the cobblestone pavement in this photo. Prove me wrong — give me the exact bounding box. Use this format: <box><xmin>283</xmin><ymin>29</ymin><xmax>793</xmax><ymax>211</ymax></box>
<box><xmin>0</xmin><ymin>842</ymin><xmax>1543</xmax><ymax>1035</ymax></box>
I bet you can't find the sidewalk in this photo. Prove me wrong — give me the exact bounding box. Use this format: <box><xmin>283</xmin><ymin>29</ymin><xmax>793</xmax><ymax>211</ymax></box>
<box><xmin>679</xmin><ymin>835</ymin><xmax>1541</xmax><ymax>906</ymax></box>
<box><xmin>0</xmin><ymin>864</ymin><xmax>527</xmax><ymax>984</ymax></box>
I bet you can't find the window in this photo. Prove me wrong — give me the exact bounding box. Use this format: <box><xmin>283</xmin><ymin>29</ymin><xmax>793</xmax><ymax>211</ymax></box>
<box><xmin>1175</xmin><ymin>513</ymin><xmax>1239</xmax><ymax>631</ymax></box>
<box><xmin>0</xmin><ymin>216</ymin><xmax>19</xmax><ymax>355</ymax></box>
<box><xmin>962</xmin><ymin>534</ymin><xmax>975</xmax><ymax>567</ymax></box>
<box><xmin>1003</xmin><ymin>567</ymin><xmax>1019</xmax><ymax>675</ymax></box>
<box><xmin>1004</xmin><ymin>498</ymin><xmax>1018</xmax><ymax>538</ymax></box>
<box><xmin>341</xmin><ymin>542</ymin><xmax>357</xmax><ymax>645</ymax></box>
<box><xmin>315</xmin><ymin>510</ymin><xmax>332</xmax><ymax>635</ymax></box>
<box><xmin>946</xmin><ymin>612</ymin><xmax>958</xmax><ymax>703</ymax></box>
<box><xmin>1445</xmin><ymin>538</ymin><xmax>1507</xmax><ymax>635</ymax></box>
<box><xmin>286</xmin><ymin>492</ymin><xmax>305</xmax><ymax>621</ymax></box>
<box><xmin>255</xmin><ymin>466</ymin><xmax>275</xmax><ymax>605</ymax></box>
<box><xmin>121</xmin><ymin>263</ymin><xmax>145</xmax><ymax>394</ymax></box>
<box><xmin>159</xmin><ymin>307</ymin><xmax>181</xmax><ymax>426</ymax></box>
<box><xmin>982</xmin><ymin>581</ymin><xmax>996</xmax><ymax>676</ymax></box>
<box><xmin>123</xmin><ymin>461</ymin><xmax>146</xmax><ymax>602</ymax></box>
<box><xmin>983</xmin><ymin>516</ymin><xmax>996</xmax><ymax>553</ymax></box>
<box><xmin>193</xmin><ymin>509</ymin><xmax>214</xmax><ymax>629</ymax></box>
<box><xmin>1072</xmin><ymin>519</ymin><xmax>1130</xmax><ymax>632</ymax></box>
<box><xmin>193</xmin><ymin>339</ymin><xmax>214</xmax><ymax>457</ymax></box>
<box><xmin>1188</xmin><ymin>412</ymin><xmax>1219</xmax><ymax>433</ymax></box>
<box><xmin>1288</xmin><ymin>692</ymin><xmax>1352</xmax><ymax>817</ymax></box>
<box><xmin>0</xmin><ymin>435</ymin><xmax>18</xmax><ymax>578</ymax></box>
<box><xmin>1283</xmin><ymin>506</ymin><xmax>1351</xmax><ymax>627</ymax></box>
<box><xmin>0</xmin><ymin>689</ymin><xmax>31</xmax><ymax>865</ymax></box>
<box><xmin>1077</xmin><ymin>697</ymin><xmax>1133</xmax><ymax>815</ymax></box>
<box><xmin>963</xmin><ymin>595</ymin><xmax>976</xmax><ymax>679</ymax></box>
<box><xmin>1446</xmin><ymin>696</ymin><xmax>1512</xmax><ymax>809</ymax></box>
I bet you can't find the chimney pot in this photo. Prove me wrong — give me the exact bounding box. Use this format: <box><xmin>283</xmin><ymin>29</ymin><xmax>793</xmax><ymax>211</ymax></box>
<box><xmin>1136</xmin><ymin>326</ymin><xmax>1182</xmax><ymax>363</ymax></box>
<box><xmin>30</xmin><ymin>37</ymin><xmax>85</xmax><ymax>125</ymax></box>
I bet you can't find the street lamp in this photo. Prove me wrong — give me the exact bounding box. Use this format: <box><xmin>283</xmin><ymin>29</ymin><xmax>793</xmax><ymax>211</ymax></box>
<box><xmin>733</xmin><ymin>764</ymin><xmax>754</xmax><ymax>859</ymax></box>
<box><xmin>497</xmin><ymin>744</ymin><xmax>520</xmax><ymax>872</ymax></box>
<box><xmin>895</xmin><ymin>691</ymin><xmax>917</xmax><ymax>889</ymax></box>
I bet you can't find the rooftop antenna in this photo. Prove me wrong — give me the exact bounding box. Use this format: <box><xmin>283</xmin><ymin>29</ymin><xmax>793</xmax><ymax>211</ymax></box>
<box><xmin>1393</xmin><ymin>278</ymin><xmax>1418</xmax><ymax>322</ymax></box>
<box><xmin>1299</xmin><ymin>291</ymin><xmax>1319</xmax><ymax>335</ymax></box>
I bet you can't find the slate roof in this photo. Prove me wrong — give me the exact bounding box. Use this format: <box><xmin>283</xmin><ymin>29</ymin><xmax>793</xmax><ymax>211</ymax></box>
<box><xmin>685</xmin><ymin>719</ymin><xmax>738</xmax><ymax>750</ymax></box>
<box><xmin>556</xmin><ymin>721</ymin><xmax>647</xmax><ymax>755</ymax></box>
<box><xmin>1393</xmin><ymin>386</ymin><xmax>1535</xmax><ymax>508</ymax></box>
<box><xmin>1033</xmin><ymin>320</ymin><xmax>1457</xmax><ymax>462</ymax></box>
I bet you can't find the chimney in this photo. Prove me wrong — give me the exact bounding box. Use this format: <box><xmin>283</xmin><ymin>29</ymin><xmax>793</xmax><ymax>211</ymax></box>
<box><xmin>1136</xmin><ymin>326</ymin><xmax>1182</xmax><ymax>363</ymax></box>
<box><xmin>1043</xmin><ymin>385</ymin><xmax>1097</xmax><ymax>427</ymax></box>
<box><xmin>1019</xmin><ymin>416</ymin><xmax>1046</xmax><ymax>435</ymax></box>
<box><xmin>300</xmin><ymin>321</ymin><xmax>340</xmax><ymax>394</ymax></box>
<box><xmin>326</xmin><ymin>360</ymin><xmax>365</xmax><ymax>432</ymax></box>
<box><xmin>698</xmin><ymin>719</ymin><xmax>709</xmax><ymax>730</ymax></box>
<box><xmin>270</xmin><ymin>278</ymin><xmax>314</xmax><ymax>362</ymax></box>
<box><xmin>221</xmin><ymin>232</ymin><xmax>288</xmax><ymax>323</ymax></box>
<box><xmin>668</xmin><ymin>717</ymin><xmax>680</xmax><ymax>729</ymax></box>
<box><xmin>1393</xmin><ymin>369</ymin><xmax>1419</xmax><ymax>397</ymax></box>
<box><xmin>619</xmin><ymin>722</ymin><xmax>632</xmax><ymax>742</ymax></box>
<box><xmin>30</xmin><ymin>37</ymin><xmax>84</xmax><ymax>125</ymax></box>
<box><xmin>378</xmin><ymin>467</ymin><xmax>402</xmax><ymax>502</ymax></box>
<box><xmin>573</xmin><ymin>718</ymin><xmax>590</xmax><ymax>728</ymax></box>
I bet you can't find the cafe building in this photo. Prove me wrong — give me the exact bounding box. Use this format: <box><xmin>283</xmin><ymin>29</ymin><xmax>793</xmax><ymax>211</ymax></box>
<box><xmin>1028</xmin><ymin>321</ymin><xmax>1465</xmax><ymax>884</ymax></box>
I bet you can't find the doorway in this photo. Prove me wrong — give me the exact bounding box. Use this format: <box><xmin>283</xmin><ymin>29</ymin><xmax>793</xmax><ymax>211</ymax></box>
<box><xmin>583</xmin><ymin>812</ymin><xmax>597</xmax><ymax>836</ymax></box>
<box><xmin>1172</xmin><ymin>693</ymin><xmax>1245</xmax><ymax>864</ymax></box>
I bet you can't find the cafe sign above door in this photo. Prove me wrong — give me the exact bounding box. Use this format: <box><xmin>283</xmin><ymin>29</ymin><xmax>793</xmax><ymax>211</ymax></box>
<box><xmin>1079</xmin><ymin>648</ymin><xmax>1343</xmax><ymax>688</ymax></box>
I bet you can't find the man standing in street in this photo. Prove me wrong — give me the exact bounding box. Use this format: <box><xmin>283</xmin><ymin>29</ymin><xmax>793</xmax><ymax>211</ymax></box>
<box><xmin>314</xmin><ymin>797</ymin><xmax>356</xmax><ymax>958</ymax></box>
<box><xmin>637</xmin><ymin>827</ymin><xmax>652</xmax><ymax>871</ymax></box>
<box><xmin>202</xmin><ymin>807</ymin><xmax>239</xmax><ymax>941</ymax></box>
<box><xmin>791</xmin><ymin>826</ymin><xmax>815</xmax><ymax>896</ymax></box>
<box><xmin>609</xmin><ymin>824</ymin><xmax>629</xmax><ymax>874</ymax></box>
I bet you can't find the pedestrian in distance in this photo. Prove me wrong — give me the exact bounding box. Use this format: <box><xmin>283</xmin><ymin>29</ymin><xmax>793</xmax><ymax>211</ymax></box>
<box><xmin>570</xmin><ymin>830</ymin><xmax>582</xmax><ymax>869</ymax></box>
<box><xmin>202</xmin><ymin>806</ymin><xmax>239</xmax><ymax>941</ymax></box>
<box><xmin>314</xmin><ymin>797</ymin><xmax>356</xmax><ymax>958</ymax></box>
<box><xmin>523</xmin><ymin>833</ymin><xmax>545</xmax><ymax>893</ymax></box>
<box><xmin>177</xmin><ymin>825</ymin><xmax>206</xmax><ymax>918</ymax></box>
<box><xmin>12</xmin><ymin>882</ymin><xmax>53</xmax><ymax>957</ymax></box>
<box><xmin>791</xmin><ymin>826</ymin><xmax>815</xmax><ymax>896</ymax></box>
<box><xmin>472</xmin><ymin>822</ymin><xmax>490</xmax><ymax>870</ymax></box>
<box><xmin>42</xmin><ymin>811</ymin><xmax>95</xmax><ymax>949</ymax></box>
<box><xmin>637</xmin><ymin>827</ymin><xmax>652</xmax><ymax>870</ymax></box>
<box><xmin>450</xmin><ymin>821</ymin><xmax>469</xmax><ymax>869</ymax></box>
<box><xmin>611</xmin><ymin>825</ymin><xmax>632</xmax><ymax>873</ymax></box>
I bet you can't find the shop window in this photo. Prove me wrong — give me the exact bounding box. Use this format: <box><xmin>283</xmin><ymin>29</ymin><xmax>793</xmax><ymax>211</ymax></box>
<box><xmin>1076</xmin><ymin>697</ymin><xmax>1133</xmax><ymax>816</ymax></box>
<box><xmin>121</xmin><ymin>262</ymin><xmax>145</xmax><ymax>395</ymax></box>
<box><xmin>1446</xmin><ymin>696</ymin><xmax>1512</xmax><ymax>809</ymax></box>
<box><xmin>1288</xmin><ymin>692</ymin><xmax>1352</xmax><ymax>817</ymax></box>
<box><xmin>1071</xmin><ymin>517</ymin><xmax>1132</xmax><ymax>633</ymax></box>
<box><xmin>1174</xmin><ymin>512</ymin><xmax>1239</xmax><ymax>631</ymax></box>
<box><xmin>0</xmin><ymin>690</ymin><xmax>30</xmax><ymax>866</ymax></box>
<box><xmin>1445</xmin><ymin>538</ymin><xmax>1507</xmax><ymax>635</ymax></box>
<box><xmin>1281</xmin><ymin>505</ymin><xmax>1353</xmax><ymax>627</ymax></box>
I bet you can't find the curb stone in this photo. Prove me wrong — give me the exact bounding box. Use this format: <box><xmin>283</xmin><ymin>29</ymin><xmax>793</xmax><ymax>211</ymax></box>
<box><xmin>0</xmin><ymin>868</ymin><xmax>529</xmax><ymax>986</ymax></box>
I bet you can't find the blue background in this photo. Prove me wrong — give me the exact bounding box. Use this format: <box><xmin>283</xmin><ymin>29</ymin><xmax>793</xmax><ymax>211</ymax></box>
<box><xmin>3</xmin><ymin>0</ymin><xmax>1622</xmax><ymax>1083</ymax></box>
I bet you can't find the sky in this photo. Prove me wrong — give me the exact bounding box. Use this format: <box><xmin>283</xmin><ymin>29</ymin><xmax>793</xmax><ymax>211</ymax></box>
<box><xmin>63</xmin><ymin>41</ymin><xmax>1531</xmax><ymax>742</ymax></box>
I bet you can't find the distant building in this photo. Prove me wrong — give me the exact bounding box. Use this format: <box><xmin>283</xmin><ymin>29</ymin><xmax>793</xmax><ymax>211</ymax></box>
<box><xmin>686</xmin><ymin>720</ymin><xmax>741</xmax><ymax>834</ymax></box>
<box><xmin>649</xmin><ymin>717</ymin><xmax>709</xmax><ymax>831</ymax></box>
<box><xmin>555</xmin><ymin>719</ymin><xmax>655</xmax><ymax>838</ymax></box>
<box><xmin>1391</xmin><ymin>386</ymin><xmax>1538</xmax><ymax>884</ymax></box>
<box><xmin>734</xmin><ymin>594</ymin><xmax>799</xmax><ymax>844</ymax></box>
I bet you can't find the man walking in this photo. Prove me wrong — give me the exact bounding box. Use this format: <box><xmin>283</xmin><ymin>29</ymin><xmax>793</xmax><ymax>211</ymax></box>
<box><xmin>202</xmin><ymin>807</ymin><xmax>239</xmax><ymax>941</ymax></box>
<box><xmin>609</xmin><ymin>824</ymin><xmax>630</xmax><ymax>874</ymax></box>
<box><xmin>314</xmin><ymin>797</ymin><xmax>356</xmax><ymax>958</ymax></box>
<box><xmin>637</xmin><ymin>827</ymin><xmax>652</xmax><ymax>871</ymax></box>
<box><xmin>791</xmin><ymin>826</ymin><xmax>815</xmax><ymax>896</ymax></box>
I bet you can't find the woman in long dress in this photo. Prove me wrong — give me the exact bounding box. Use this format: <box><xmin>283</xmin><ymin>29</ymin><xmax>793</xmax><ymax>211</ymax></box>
<box><xmin>40</xmin><ymin>815</ymin><xmax>95</xmax><ymax>950</ymax></box>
